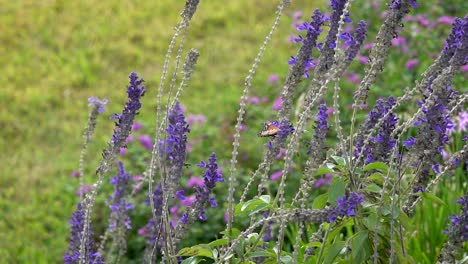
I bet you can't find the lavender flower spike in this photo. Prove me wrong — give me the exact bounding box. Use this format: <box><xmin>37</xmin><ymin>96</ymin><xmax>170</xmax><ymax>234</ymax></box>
<box><xmin>108</xmin><ymin>161</ymin><xmax>133</xmax><ymax>231</ymax></box>
<box><xmin>438</xmin><ymin>192</ymin><xmax>468</xmax><ymax>263</ymax></box>
<box><xmin>308</xmin><ymin>104</ymin><xmax>329</xmax><ymax>164</ymax></box>
<box><xmin>98</xmin><ymin>72</ymin><xmax>145</xmax><ymax>175</ymax></box>
<box><xmin>173</xmin><ymin>153</ymin><xmax>223</xmax><ymax>246</ymax></box>
<box><xmin>346</xmin><ymin>21</ymin><xmax>368</xmax><ymax>61</ymax></box>
<box><xmin>64</xmin><ymin>203</ymin><xmax>104</xmax><ymax>264</ymax></box>
<box><xmin>111</xmin><ymin>72</ymin><xmax>145</xmax><ymax>144</ymax></box>
<box><xmin>164</xmin><ymin>101</ymin><xmax>190</xmax><ymax>188</ymax></box>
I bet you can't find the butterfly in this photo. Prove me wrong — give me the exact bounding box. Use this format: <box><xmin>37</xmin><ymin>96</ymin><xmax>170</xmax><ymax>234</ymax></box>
<box><xmin>258</xmin><ymin>121</ymin><xmax>280</xmax><ymax>137</ymax></box>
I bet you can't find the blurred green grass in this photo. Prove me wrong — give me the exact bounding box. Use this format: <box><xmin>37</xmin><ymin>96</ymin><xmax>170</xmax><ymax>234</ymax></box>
<box><xmin>1</xmin><ymin>0</ymin><xmax>467</xmax><ymax>262</ymax></box>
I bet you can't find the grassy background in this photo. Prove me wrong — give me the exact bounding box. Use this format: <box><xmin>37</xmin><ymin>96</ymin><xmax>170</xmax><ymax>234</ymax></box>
<box><xmin>1</xmin><ymin>0</ymin><xmax>466</xmax><ymax>263</ymax></box>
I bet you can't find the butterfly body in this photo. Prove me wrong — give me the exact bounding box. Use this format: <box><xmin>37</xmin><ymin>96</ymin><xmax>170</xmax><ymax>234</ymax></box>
<box><xmin>258</xmin><ymin>122</ymin><xmax>280</xmax><ymax>137</ymax></box>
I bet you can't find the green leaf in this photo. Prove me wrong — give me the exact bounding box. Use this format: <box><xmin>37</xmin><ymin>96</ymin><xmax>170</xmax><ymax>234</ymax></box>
<box><xmin>180</xmin><ymin>256</ymin><xmax>204</xmax><ymax>264</ymax></box>
<box><xmin>220</xmin><ymin>228</ymin><xmax>240</xmax><ymax>239</ymax></box>
<box><xmin>364</xmin><ymin>162</ymin><xmax>389</xmax><ymax>172</ymax></box>
<box><xmin>323</xmin><ymin>241</ymin><xmax>345</xmax><ymax>264</ymax></box>
<box><xmin>328</xmin><ymin>178</ymin><xmax>345</xmax><ymax>204</ymax></box>
<box><xmin>368</xmin><ymin>173</ymin><xmax>385</xmax><ymax>185</ymax></box>
<box><xmin>280</xmin><ymin>255</ymin><xmax>293</xmax><ymax>264</ymax></box>
<box><xmin>331</xmin><ymin>156</ymin><xmax>346</xmax><ymax>166</ymax></box>
<box><xmin>316</xmin><ymin>167</ymin><xmax>334</xmax><ymax>176</ymax></box>
<box><xmin>259</xmin><ymin>195</ymin><xmax>271</xmax><ymax>204</ymax></box>
<box><xmin>351</xmin><ymin>231</ymin><xmax>370</xmax><ymax>263</ymax></box>
<box><xmin>366</xmin><ymin>183</ymin><xmax>381</xmax><ymax>193</ymax></box>
<box><xmin>177</xmin><ymin>245</ymin><xmax>213</xmax><ymax>258</ymax></box>
<box><xmin>304</xmin><ymin>241</ymin><xmax>322</xmax><ymax>248</ymax></box>
<box><xmin>208</xmin><ymin>238</ymin><xmax>228</xmax><ymax>248</ymax></box>
<box><xmin>313</xmin><ymin>193</ymin><xmax>329</xmax><ymax>209</ymax></box>
<box><xmin>419</xmin><ymin>192</ymin><xmax>447</xmax><ymax>206</ymax></box>
<box><xmin>246</xmin><ymin>251</ymin><xmax>273</xmax><ymax>258</ymax></box>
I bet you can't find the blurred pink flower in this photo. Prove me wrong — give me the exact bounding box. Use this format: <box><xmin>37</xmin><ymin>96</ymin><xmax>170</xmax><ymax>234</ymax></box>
<box><xmin>293</xmin><ymin>11</ymin><xmax>302</xmax><ymax>21</ymax></box>
<box><xmin>405</xmin><ymin>59</ymin><xmax>419</xmax><ymax>70</ymax></box>
<box><xmin>187</xmin><ymin>114</ymin><xmax>207</xmax><ymax>125</ymax></box>
<box><xmin>346</xmin><ymin>72</ymin><xmax>361</xmax><ymax>84</ymax></box>
<box><xmin>270</xmin><ymin>170</ymin><xmax>283</xmax><ymax>181</ymax></box>
<box><xmin>71</xmin><ymin>171</ymin><xmax>80</xmax><ymax>178</ymax></box>
<box><xmin>249</xmin><ymin>97</ymin><xmax>260</xmax><ymax>104</ymax></box>
<box><xmin>273</xmin><ymin>97</ymin><xmax>283</xmax><ymax>111</ymax></box>
<box><xmin>76</xmin><ymin>185</ymin><xmax>93</xmax><ymax>196</ymax></box>
<box><xmin>182</xmin><ymin>195</ymin><xmax>196</xmax><ymax>207</ymax></box>
<box><xmin>119</xmin><ymin>147</ymin><xmax>127</xmax><ymax>156</ymax></box>
<box><xmin>261</xmin><ymin>97</ymin><xmax>268</xmax><ymax>103</ymax></box>
<box><xmin>275</xmin><ymin>148</ymin><xmax>286</xmax><ymax>160</ymax></box>
<box><xmin>239</xmin><ymin>123</ymin><xmax>247</xmax><ymax>132</ymax></box>
<box><xmin>461</xmin><ymin>65</ymin><xmax>468</xmax><ymax>72</ymax></box>
<box><xmin>133</xmin><ymin>175</ymin><xmax>144</xmax><ymax>182</ymax></box>
<box><xmin>457</xmin><ymin>112</ymin><xmax>468</xmax><ymax>132</ymax></box>
<box><xmin>187</xmin><ymin>176</ymin><xmax>204</xmax><ymax>188</ymax></box>
<box><xmin>224</xmin><ymin>211</ymin><xmax>229</xmax><ymax>223</ymax></box>
<box><xmin>313</xmin><ymin>174</ymin><xmax>333</xmax><ymax>188</ymax></box>
<box><xmin>391</xmin><ymin>36</ymin><xmax>408</xmax><ymax>52</ymax></box>
<box><xmin>437</xmin><ymin>16</ymin><xmax>454</xmax><ymax>25</ymax></box>
<box><xmin>359</xmin><ymin>56</ymin><xmax>369</xmax><ymax>64</ymax></box>
<box><xmin>363</xmin><ymin>42</ymin><xmax>374</xmax><ymax>50</ymax></box>
<box><xmin>417</xmin><ymin>15</ymin><xmax>432</xmax><ymax>27</ymax></box>
<box><xmin>405</xmin><ymin>15</ymin><xmax>415</xmax><ymax>22</ymax></box>
<box><xmin>138</xmin><ymin>135</ymin><xmax>153</xmax><ymax>150</ymax></box>
<box><xmin>326</xmin><ymin>107</ymin><xmax>335</xmax><ymax>116</ymax></box>
<box><xmin>170</xmin><ymin>206</ymin><xmax>179</xmax><ymax>217</ymax></box>
<box><xmin>268</xmin><ymin>74</ymin><xmax>280</xmax><ymax>83</ymax></box>
<box><xmin>132</xmin><ymin>122</ymin><xmax>143</xmax><ymax>131</ymax></box>
<box><xmin>125</xmin><ymin>135</ymin><xmax>134</xmax><ymax>143</ymax></box>
<box><xmin>138</xmin><ymin>226</ymin><xmax>149</xmax><ymax>236</ymax></box>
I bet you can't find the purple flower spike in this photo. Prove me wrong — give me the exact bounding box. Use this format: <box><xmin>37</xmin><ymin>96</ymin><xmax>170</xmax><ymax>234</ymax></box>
<box><xmin>442</xmin><ymin>192</ymin><xmax>468</xmax><ymax>248</ymax></box>
<box><xmin>110</xmin><ymin>72</ymin><xmax>145</xmax><ymax>151</ymax></box>
<box><xmin>346</xmin><ymin>21</ymin><xmax>368</xmax><ymax>61</ymax></box>
<box><xmin>64</xmin><ymin>203</ymin><xmax>104</xmax><ymax>264</ymax></box>
<box><xmin>108</xmin><ymin>162</ymin><xmax>133</xmax><ymax>231</ymax></box>
<box><xmin>88</xmin><ymin>97</ymin><xmax>108</xmax><ymax>114</ymax></box>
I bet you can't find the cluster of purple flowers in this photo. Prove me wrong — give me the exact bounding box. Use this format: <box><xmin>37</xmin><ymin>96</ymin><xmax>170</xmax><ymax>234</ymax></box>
<box><xmin>355</xmin><ymin>97</ymin><xmax>398</xmax><ymax>164</ymax></box>
<box><xmin>88</xmin><ymin>97</ymin><xmax>108</xmax><ymax>114</ymax></box>
<box><xmin>390</xmin><ymin>0</ymin><xmax>418</xmax><ymax>10</ymax></box>
<box><xmin>289</xmin><ymin>9</ymin><xmax>327</xmax><ymax>78</ymax></box>
<box><xmin>141</xmin><ymin>183</ymin><xmax>164</xmax><ymax>245</ymax></box>
<box><xmin>328</xmin><ymin>192</ymin><xmax>364</xmax><ymax>223</ymax></box>
<box><xmin>64</xmin><ymin>203</ymin><xmax>104</xmax><ymax>264</ymax></box>
<box><xmin>163</xmin><ymin>102</ymin><xmax>190</xmax><ymax>186</ymax></box>
<box><xmin>179</xmin><ymin>153</ymin><xmax>223</xmax><ymax>224</ymax></box>
<box><xmin>443</xmin><ymin>192</ymin><xmax>468</xmax><ymax>242</ymax></box>
<box><xmin>110</xmin><ymin>72</ymin><xmax>146</xmax><ymax>147</ymax></box>
<box><xmin>108</xmin><ymin>161</ymin><xmax>134</xmax><ymax>230</ymax></box>
<box><xmin>308</xmin><ymin>104</ymin><xmax>330</xmax><ymax>163</ymax></box>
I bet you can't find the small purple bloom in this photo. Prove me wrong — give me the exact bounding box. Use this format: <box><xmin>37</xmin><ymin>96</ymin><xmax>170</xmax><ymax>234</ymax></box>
<box><xmin>432</xmin><ymin>164</ymin><xmax>441</xmax><ymax>174</ymax></box>
<box><xmin>273</xmin><ymin>97</ymin><xmax>283</xmax><ymax>111</ymax></box>
<box><xmin>119</xmin><ymin>147</ymin><xmax>127</xmax><ymax>156</ymax></box>
<box><xmin>182</xmin><ymin>195</ymin><xmax>196</xmax><ymax>207</ymax></box>
<box><xmin>268</xmin><ymin>74</ymin><xmax>280</xmax><ymax>83</ymax></box>
<box><xmin>328</xmin><ymin>192</ymin><xmax>364</xmax><ymax>223</ymax></box>
<box><xmin>138</xmin><ymin>135</ymin><xmax>153</xmax><ymax>150</ymax></box>
<box><xmin>176</xmin><ymin>190</ymin><xmax>186</xmax><ymax>201</ymax></box>
<box><xmin>270</xmin><ymin>170</ymin><xmax>283</xmax><ymax>181</ymax></box>
<box><xmin>71</xmin><ymin>171</ymin><xmax>79</xmax><ymax>178</ymax></box>
<box><xmin>437</xmin><ymin>16</ymin><xmax>455</xmax><ymax>25</ymax></box>
<box><xmin>249</xmin><ymin>96</ymin><xmax>260</xmax><ymax>104</ymax></box>
<box><xmin>187</xmin><ymin>176</ymin><xmax>204</xmax><ymax>188</ymax></box>
<box><xmin>132</xmin><ymin>122</ymin><xmax>143</xmax><ymax>131</ymax></box>
<box><xmin>88</xmin><ymin>97</ymin><xmax>108</xmax><ymax>114</ymax></box>
<box><xmin>405</xmin><ymin>59</ymin><xmax>419</xmax><ymax>70</ymax></box>
<box><xmin>403</xmin><ymin>136</ymin><xmax>416</xmax><ymax>147</ymax></box>
<box><xmin>76</xmin><ymin>185</ymin><xmax>93</xmax><ymax>197</ymax></box>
